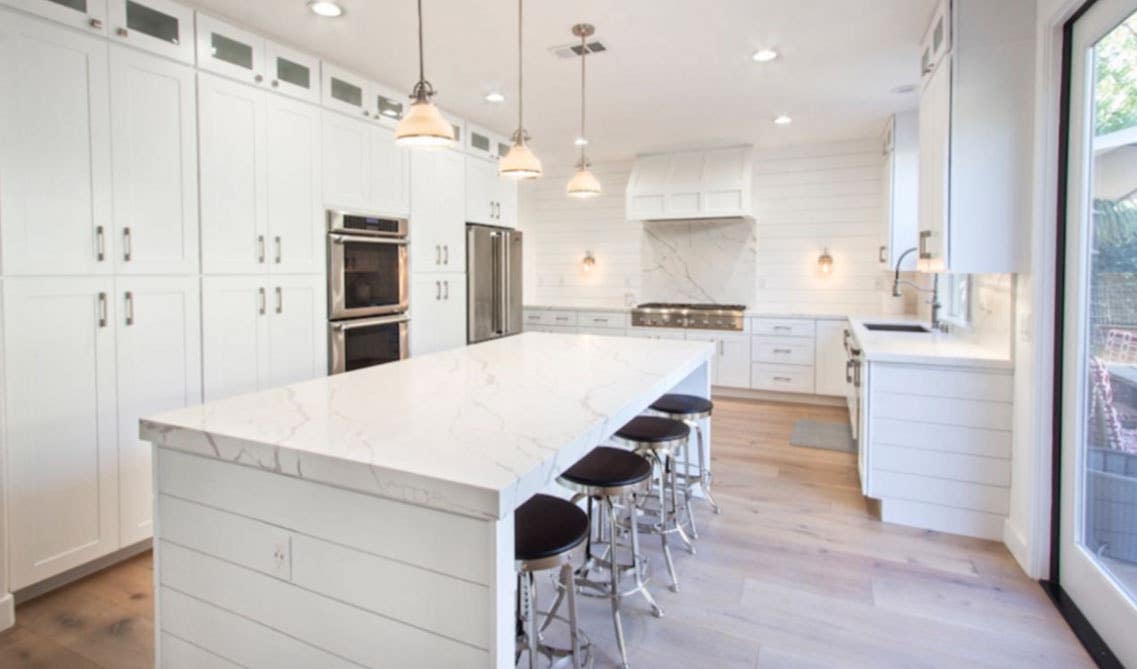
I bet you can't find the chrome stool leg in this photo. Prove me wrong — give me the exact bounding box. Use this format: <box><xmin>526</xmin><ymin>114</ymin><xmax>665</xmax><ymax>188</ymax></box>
<box><xmin>690</xmin><ymin>419</ymin><xmax>721</xmax><ymax>514</ymax></box>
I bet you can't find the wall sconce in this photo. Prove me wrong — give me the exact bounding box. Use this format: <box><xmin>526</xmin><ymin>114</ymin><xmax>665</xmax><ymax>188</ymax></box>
<box><xmin>582</xmin><ymin>251</ymin><xmax>596</xmax><ymax>271</ymax></box>
<box><xmin>817</xmin><ymin>248</ymin><xmax>834</xmax><ymax>274</ymax></box>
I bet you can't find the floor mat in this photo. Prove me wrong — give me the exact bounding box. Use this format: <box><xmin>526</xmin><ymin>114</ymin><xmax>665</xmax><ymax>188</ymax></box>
<box><xmin>789</xmin><ymin>419</ymin><xmax>856</xmax><ymax>453</ymax></box>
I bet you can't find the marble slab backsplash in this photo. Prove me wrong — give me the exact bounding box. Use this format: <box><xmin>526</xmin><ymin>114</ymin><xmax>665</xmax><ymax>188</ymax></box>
<box><xmin>642</xmin><ymin>219</ymin><xmax>757</xmax><ymax>306</ymax></box>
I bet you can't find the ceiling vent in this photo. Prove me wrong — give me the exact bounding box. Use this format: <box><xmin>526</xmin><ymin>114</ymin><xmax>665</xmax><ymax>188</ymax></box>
<box><xmin>551</xmin><ymin>40</ymin><xmax>607</xmax><ymax>59</ymax></box>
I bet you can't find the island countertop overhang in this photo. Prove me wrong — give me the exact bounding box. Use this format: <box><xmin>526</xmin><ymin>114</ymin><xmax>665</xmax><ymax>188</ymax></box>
<box><xmin>141</xmin><ymin>332</ymin><xmax>714</xmax><ymax>520</ymax></box>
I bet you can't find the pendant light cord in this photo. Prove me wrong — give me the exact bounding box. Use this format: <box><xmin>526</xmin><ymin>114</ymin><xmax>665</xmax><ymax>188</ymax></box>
<box><xmin>579</xmin><ymin>30</ymin><xmax>587</xmax><ymax>164</ymax></box>
<box><xmin>417</xmin><ymin>0</ymin><xmax>425</xmax><ymax>86</ymax></box>
<box><xmin>517</xmin><ymin>0</ymin><xmax>524</xmax><ymax>134</ymax></box>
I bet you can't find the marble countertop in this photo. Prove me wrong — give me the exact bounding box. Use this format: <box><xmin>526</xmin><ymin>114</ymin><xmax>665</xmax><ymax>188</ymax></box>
<box><xmin>141</xmin><ymin>332</ymin><xmax>714</xmax><ymax>520</ymax></box>
<box><xmin>848</xmin><ymin>316</ymin><xmax>1013</xmax><ymax>370</ymax></box>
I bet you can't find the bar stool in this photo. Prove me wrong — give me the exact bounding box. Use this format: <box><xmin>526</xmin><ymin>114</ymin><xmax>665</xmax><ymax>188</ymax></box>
<box><xmin>649</xmin><ymin>393</ymin><xmax>720</xmax><ymax>538</ymax></box>
<box><xmin>612</xmin><ymin>416</ymin><xmax>692</xmax><ymax>593</ymax></box>
<box><xmin>558</xmin><ymin>446</ymin><xmax>658</xmax><ymax>669</ymax></box>
<box><xmin>514</xmin><ymin>494</ymin><xmax>591</xmax><ymax>669</ymax></box>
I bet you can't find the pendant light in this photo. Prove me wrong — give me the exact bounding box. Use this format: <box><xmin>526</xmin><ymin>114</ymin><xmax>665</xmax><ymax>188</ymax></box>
<box><xmin>499</xmin><ymin>0</ymin><xmax>543</xmax><ymax>178</ymax></box>
<box><xmin>394</xmin><ymin>0</ymin><xmax>455</xmax><ymax>148</ymax></box>
<box><xmin>566</xmin><ymin>23</ymin><xmax>601</xmax><ymax>198</ymax></box>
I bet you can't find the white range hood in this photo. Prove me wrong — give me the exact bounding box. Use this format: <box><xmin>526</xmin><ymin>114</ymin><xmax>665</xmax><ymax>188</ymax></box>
<box><xmin>625</xmin><ymin>145</ymin><xmax>754</xmax><ymax>221</ymax></box>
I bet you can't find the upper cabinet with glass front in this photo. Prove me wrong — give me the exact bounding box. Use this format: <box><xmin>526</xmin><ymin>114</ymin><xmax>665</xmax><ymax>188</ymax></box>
<box><xmin>1</xmin><ymin>0</ymin><xmax>109</xmax><ymax>34</ymax></box>
<box><xmin>919</xmin><ymin>0</ymin><xmax>951</xmax><ymax>81</ymax></box>
<box><xmin>108</xmin><ymin>0</ymin><xmax>193</xmax><ymax>63</ymax></box>
<box><xmin>372</xmin><ymin>81</ymin><xmax>405</xmax><ymax>128</ymax></box>
<box><xmin>321</xmin><ymin>62</ymin><xmax>373</xmax><ymax>119</ymax></box>
<box><xmin>195</xmin><ymin>13</ymin><xmax>265</xmax><ymax>85</ymax></box>
<box><xmin>264</xmin><ymin>39</ymin><xmax>319</xmax><ymax>103</ymax></box>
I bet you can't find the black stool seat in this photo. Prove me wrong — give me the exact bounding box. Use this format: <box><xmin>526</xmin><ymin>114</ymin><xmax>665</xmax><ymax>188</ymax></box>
<box><xmin>559</xmin><ymin>446</ymin><xmax>652</xmax><ymax>489</ymax></box>
<box><xmin>615</xmin><ymin>416</ymin><xmax>690</xmax><ymax>444</ymax></box>
<box><xmin>651</xmin><ymin>393</ymin><xmax>713</xmax><ymax>417</ymax></box>
<box><xmin>515</xmin><ymin>494</ymin><xmax>589</xmax><ymax>561</ymax></box>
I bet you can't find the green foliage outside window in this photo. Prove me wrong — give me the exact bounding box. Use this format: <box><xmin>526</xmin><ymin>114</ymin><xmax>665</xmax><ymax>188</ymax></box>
<box><xmin>1095</xmin><ymin>14</ymin><xmax>1137</xmax><ymax>135</ymax></box>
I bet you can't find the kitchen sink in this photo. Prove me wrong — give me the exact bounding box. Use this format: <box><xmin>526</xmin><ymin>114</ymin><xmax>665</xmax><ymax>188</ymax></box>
<box><xmin>863</xmin><ymin>323</ymin><xmax>931</xmax><ymax>333</ymax></box>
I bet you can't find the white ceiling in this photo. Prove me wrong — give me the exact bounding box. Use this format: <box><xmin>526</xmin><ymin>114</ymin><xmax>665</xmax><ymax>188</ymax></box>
<box><xmin>182</xmin><ymin>0</ymin><xmax>934</xmax><ymax>164</ymax></box>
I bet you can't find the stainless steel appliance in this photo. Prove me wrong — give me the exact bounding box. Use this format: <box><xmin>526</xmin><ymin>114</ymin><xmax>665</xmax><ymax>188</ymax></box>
<box><xmin>329</xmin><ymin>314</ymin><xmax>410</xmax><ymax>375</ymax></box>
<box><xmin>843</xmin><ymin>328</ymin><xmax>863</xmax><ymax>442</ymax></box>
<box><xmin>467</xmin><ymin>224</ymin><xmax>522</xmax><ymax>344</ymax></box>
<box><xmin>326</xmin><ymin>209</ymin><xmax>410</xmax><ymax>374</ymax></box>
<box><xmin>630</xmin><ymin>303</ymin><xmax>746</xmax><ymax>331</ymax></box>
<box><xmin>327</xmin><ymin>210</ymin><xmax>408</xmax><ymax>320</ymax></box>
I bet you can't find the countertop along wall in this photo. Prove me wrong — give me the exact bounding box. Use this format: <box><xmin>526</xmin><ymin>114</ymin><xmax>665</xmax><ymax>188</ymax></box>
<box><xmin>518</xmin><ymin>138</ymin><xmax>895</xmax><ymax>314</ymax></box>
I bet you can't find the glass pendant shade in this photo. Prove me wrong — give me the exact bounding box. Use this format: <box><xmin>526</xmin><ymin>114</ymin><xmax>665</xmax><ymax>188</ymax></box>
<box><xmin>566</xmin><ymin>165</ymin><xmax>601</xmax><ymax>197</ymax></box>
<box><xmin>394</xmin><ymin>96</ymin><xmax>455</xmax><ymax>148</ymax></box>
<box><xmin>499</xmin><ymin>139</ymin><xmax>543</xmax><ymax>179</ymax></box>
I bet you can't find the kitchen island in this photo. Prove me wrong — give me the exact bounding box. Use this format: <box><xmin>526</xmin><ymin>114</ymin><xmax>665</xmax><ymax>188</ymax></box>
<box><xmin>140</xmin><ymin>332</ymin><xmax>713</xmax><ymax>668</ymax></box>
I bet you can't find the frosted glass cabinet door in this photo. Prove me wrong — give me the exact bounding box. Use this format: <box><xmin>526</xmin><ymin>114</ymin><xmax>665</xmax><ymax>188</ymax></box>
<box><xmin>265</xmin><ymin>39</ymin><xmax>320</xmax><ymax>104</ymax></box>
<box><xmin>110</xmin><ymin>45</ymin><xmax>199</xmax><ymax>275</ymax></box>
<box><xmin>2</xmin><ymin>0</ymin><xmax>108</xmax><ymax>34</ymax></box>
<box><xmin>195</xmin><ymin>12</ymin><xmax>265</xmax><ymax>86</ymax></box>
<box><xmin>107</xmin><ymin>0</ymin><xmax>194</xmax><ymax>64</ymax></box>
<box><xmin>3</xmin><ymin>277</ymin><xmax>119</xmax><ymax>589</ymax></box>
<box><xmin>0</xmin><ymin>10</ymin><xmax>113</xmax><ymax>276</ymax></box>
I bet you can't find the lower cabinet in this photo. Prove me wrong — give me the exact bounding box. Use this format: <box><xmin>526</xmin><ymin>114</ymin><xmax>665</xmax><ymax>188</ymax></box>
<box><xmin>202</xmin><ymin>275</ymin><xmax>325</xmax><ymax>401</ymax></box>
<box><xmin>2</xmin><ymin>276</ymin><xmax>200</xmax><ymax>588</ymax></box>
<box><xmin>409</xmin><ymin>273</ymin><xmax>466</xmax><ymax>356</ymax></box>
<box><xmin>687</xmin><ymin>332</ymin><xmax>749</xmax><ymax>388</ymax></box>
<box><xmin>814</xmin><ymin>320</ymin><xmax>849</xmax><ymax>397</ymax></box>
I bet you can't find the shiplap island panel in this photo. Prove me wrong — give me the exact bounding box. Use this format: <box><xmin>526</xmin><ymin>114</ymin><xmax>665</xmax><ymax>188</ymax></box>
<box><xmin>141</xmin><ymin>332</ymin><xmax>713</xmax><ymax>668</ymax></box>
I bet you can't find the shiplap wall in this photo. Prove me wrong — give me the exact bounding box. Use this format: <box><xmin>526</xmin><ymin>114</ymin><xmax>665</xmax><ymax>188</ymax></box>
<box><xmin>519</xmin><ymin>139</ymin><xmax>892</xmax><ymax>312</ymax></box>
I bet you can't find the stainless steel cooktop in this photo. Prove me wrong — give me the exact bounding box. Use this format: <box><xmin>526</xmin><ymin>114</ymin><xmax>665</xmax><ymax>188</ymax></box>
<box><xmin>631</xmin><ymin>303</ymin><xmax>747</xmax><ymax>331</ymax></box>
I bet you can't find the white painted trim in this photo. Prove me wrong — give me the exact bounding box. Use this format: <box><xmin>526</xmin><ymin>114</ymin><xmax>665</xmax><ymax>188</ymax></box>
<box><xmin>0</xmin><ymin>592</ymin><xmax>13</xmax><ymax>632</ymax></box>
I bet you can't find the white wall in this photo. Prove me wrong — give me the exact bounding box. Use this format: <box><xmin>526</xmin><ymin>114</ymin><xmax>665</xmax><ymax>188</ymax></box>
<box><xmin>520</xmin><ymin>138</ymin><xmax>892</xmax><ymax>313</ymax></box>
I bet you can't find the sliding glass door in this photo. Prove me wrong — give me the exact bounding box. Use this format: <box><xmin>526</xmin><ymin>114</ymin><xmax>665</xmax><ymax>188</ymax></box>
<box><xmin>1060</xmin><ymin>0</ymin><xmax>1137</xmax><ymax>662</ymax></box>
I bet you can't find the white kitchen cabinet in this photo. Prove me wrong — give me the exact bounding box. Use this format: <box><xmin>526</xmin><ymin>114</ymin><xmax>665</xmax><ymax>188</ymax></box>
<box><xmin>915</xmin><ymin>0</ymin><xmax>1033</xmax><ymax>274</ymax></box>
<box><xmin>321</xmin><ymin>61</ymin><xmax>372</xmax><ymax>119</ymax></box>
<box><xmin>2</xmin><ymin>278</ymin><xmax>119</xmax><ymax>589</ymax></box>
<box><xmin>115</xmin><ymin>276</ymin><xmax>201</xmax><ymax>546</ymax></box>
<box><xmin>266</xmin><ymin>93</ymin><xmax>323</xmax><ymax>274</ymax></box>
<box><xmin>108</xmin><ymin>0</ymin><xmax>194</xmax><ymax>64</ymax></box>
<box><xmin>0</xmin><ymin>10</ymin><xmax>112</xmax><ymax>276</ymax></box>
<box><xmin>625</xmin><ymin>154</ymin><xmax>669</xmax><ymax>219</ymax></box>
<box><xmin>919</xmin><ymin>0</ymin><xmax>951</xmax><ymax>81</ymax></box>
<box><xmin>322</xmin><ymin>111</ymin><xmax>410</xmax><ymax>217</ymax></box>
<box><xmin>411</xmin><ymin>150</ymin><xmax>466</xmax><ymax>273</ymax></box>
<box><xmin>265</xmin><ymin>39</ymin><xmax>320</xmax><ymax>103</ymax></box>
<box><xmin>496</xmin><ymin>172</ymin><xmax>519</xmax><ymax>228</ymax></box>
<box><xmin>410</xmin><ymin>273</ymin><xmax>466</xmax><ymax>356</ymax></box>
<box><xmin>814</xmin><ymin>320</ymin><xmax>848</xmax><ymax>397</ymax></box>
<box><xmin>466</xmin><ymin>156</ymin><xmax>517</xmax><ymax>227</ymax></box>
<box><xmin>626</xmin><ymin>146</ymin><xmax>754</xmax><ymax>221</ymax></box>
<box><xmin>879</xmin><ymin>111</ymin><xmax>918</xmax><ymax>270</ymax></box>
<box><xmin>465</xmin><ymin>123</ymin><xmax>501</xmax><ymax>161</ymax></box>
<box><xmin>371</xmin><ymin>80</ymin><xmax>405</xmax><ymax>128</ymax></box>
<box><xmin>195</xmin><ymin>12</ymin><xmax>266</xmax><ymax>86</ymax></box>
<box><xmin>202</xmin><ymin>275</ymin><xmax>325</xmax><ymax>401</ymax></box>
<box><xmin>110</xmin><ymin>45</ymin><xmax>198</xmax><ymax>275</ymax></box>
<box><xmin>689</xmin><ymin>331</ymin><xmax>750</xmax><ymax>388</ymax></box>
<box><xmin>1</xmin><ymin>0</ymin><xmax>108</xmax><ymax>34</ymax></box>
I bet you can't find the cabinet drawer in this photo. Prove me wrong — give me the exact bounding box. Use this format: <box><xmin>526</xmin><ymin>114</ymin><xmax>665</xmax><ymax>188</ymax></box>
<box><xmin>752</xmin><ymin>336</ymin><xmax>814</xmax><ymax>366</ymax></box>
<box><xmin>752</xmin><ymin>318</ymin><xmax>815</xmax><ymax>338</ymax></box>
<box><xmin>751</xmin><ymin>363</ymin><xmax>815</xmax><ymax>394</ymax></box>
<box><xmin>522</xmin><ymin>310</ymin><xmax>578</xmax><ymax>327</ymax></box>
<box><xmin>577</xmin><ymin>311</ymin><xmax>627</xmax><ymax>329</ymax></box>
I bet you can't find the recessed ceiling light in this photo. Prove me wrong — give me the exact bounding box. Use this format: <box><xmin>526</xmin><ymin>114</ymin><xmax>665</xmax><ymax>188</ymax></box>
<box><xmin>752</xmin><ymin>48</ymin><xmax>779</xmax><ymax>63</ymax></box>
<box><xmin>484</xmin><ymin>91</ymin><xmax>505</xmax><ymax>103</ymax></box>
<box><xmin>574</xmin><ymin>137</ymin><xmax>588</xmax><ymax>146</ymax></box>
<box><xmin>308</xmin><ymin>1</ymin><xmax>343</xmax><ymax>18</ymax></box>
<box><xmin>773</xmin><ymin>114</ymin><xmax>792</xmax><ymax>126</ymax></box>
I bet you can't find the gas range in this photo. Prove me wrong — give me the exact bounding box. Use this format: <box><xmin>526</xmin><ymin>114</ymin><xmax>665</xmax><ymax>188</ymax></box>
<box><xmin>631</xmin><ymin>303</ymin><xmax>747</xmax><ymax>331</ymax></box>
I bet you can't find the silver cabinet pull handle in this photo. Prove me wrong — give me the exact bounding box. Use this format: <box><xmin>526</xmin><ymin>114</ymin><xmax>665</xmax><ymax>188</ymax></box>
<box><xmin>919</xmin><ymin>230</ymin><xmax>932</xmax><ymax>259</ymax></box>
<box><xmin>718</xmin><ymin>340</ymin><xmax>724</xmax><ymax>355</ymax></box>
<box><xmin>593</xmin><ymin>318</ymin><xmax>607</xmax><ymax>323</ymax></box>
<box><xmin>123</xmin><ymin>227</ymin><xmax>132</xmax><ymax>262</ymax></box>
<box><xmin>773</xmin><ymin>376</ymin><xmax>792</xmax><ymax>383</ymax></box>
<box><xmin>443</xmin><ymin>280</ymin><xmax>449</xmax><ymax>300</ymax></box>
<box><xmin>258</xmin><ymin>287</ymin><xmax>266</xmax><ymax>314</ymax></box>
<box><xmin>443</xmin><ymin>245</ymin><xmax>449</xmax><ymax>265</ymax></box>
<box><xmin>435</xmin><ymin>245</ymin><xmax>441</xmax><ymax>265</ymax></box>
<box><xmin>773</xmin><ymin>325</ymin><xmax>791</xmax><ymax>332</ymax></box>
<box><xmin>96</xmin><ymin>225</ymin><xmax>106</xmax><ymax>261</ymax></box>
<box><xmin>258</xmin><ymin>235</ymin><xmax>266</xmax><ymax>263</ymax></box>
<box><xmin>879</xmin><ymin>245</ymin><xmax>887</xmax><ymax>263</ymax></box>
<box><xmin>435</xmin><ymin>281</ymin><xmax>441</xmax><ymax>300</ymax></box>
<box><xmin>124</xmin><ymin>291</ymin><xmax>134</xmax><ymax>326</ymax></box>
<box><xmin>773</xmin><ymin>348</ymin><xmax>793</xmax><ymax>354</ymax></box>
<box><xmin>116</xmin><ymin>27</ymin><xmax>128</xmax><ymax>37</ymax></box>
<box><xmin>89</xmin><ymin>18</ymin><xmax>103</xmax><ymax>29</ymax></box>
<box><xmin>274</xmin><ymin>236</ymin><xmax>282</xmax><ymax>264</ymax></box>
<box><xmin>275</xmin><ymin>286</ymin><xmax>282</xmax><ymax>313</ymax></box>
<box><xmin>97</xmin><ymin>292</ymin><xmax>108</xmax><ymax>327</ymax></box>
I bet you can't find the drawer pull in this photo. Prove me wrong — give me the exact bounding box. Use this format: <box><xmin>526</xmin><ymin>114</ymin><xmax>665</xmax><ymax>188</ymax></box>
<box><xmin>773</xmin><ymin>325</ymin><xmax>792</xmax><ymax>331</ymax></box>
<box><xmin>592</xmin><ymin>318</ymin><xmax>608</xmax><ymax>323</ymax></box>
<box><xmin>555</xmin><ymin>316</ymin><xmax>570</xmax><ymax>322</ymax></box>
<box><xmin>773</xmin><ymin>376</ymin><xmax>793</xmax><ymax>382</ymax></box>
<box><xmin>773</xmin><ymin>348</ymin><xmax>793</xmax><ymax>354</ymax></box>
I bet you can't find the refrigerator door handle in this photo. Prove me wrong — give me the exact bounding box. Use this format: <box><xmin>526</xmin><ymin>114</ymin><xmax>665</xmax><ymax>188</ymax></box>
<box><xmin>501</xmin><ymin>234</ymin><xmax>510</xmax><ymax>335</ymax></box>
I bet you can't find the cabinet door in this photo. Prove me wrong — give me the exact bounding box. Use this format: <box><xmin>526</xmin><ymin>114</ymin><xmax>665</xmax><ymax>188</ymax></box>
<box><xmin>666</xmin><ymin>152</ymin><xmax>704</xmax><ymax>217</ymax></box>
<box><xmin>195</xmin><ymin>12</ymin><xmax>265</xmax><ymax>86</ymax></box>
<box><xmin>880</xmin><ymin>122</ymin><xmax>895</xmax><ymax>268</ymax></box>
<box><xmin>814</xmin><ymin>320</ymin><xmax>847</xmax><ymax>397</ymax></box>
<box><xmin>115</xmin><ymin>276</ymin><xmax>200</xmax><ymax>545</ymax></box>
<box><xmin>717</xmin><ymin>333</ymin><xmax>750</xmax><ymax>388</ymax></box>
<box><xmin>266</xmin><ymin>94</ymin><xmax>323</xmax><ymax>274</ymax></box>
<box><xmin>202</xmin><ymin>275</ymin><xmax>268</xmax><ymax>401</ymax></box>
<box><xmin>409</xmin><ymin>273</ymin><xmax>466</xmax><ymax>356</ymax></box>
<box><xmin>465</xmin><ymin>157</ymin><xmax>497</xmax><ymax>225</ymax></box>
<box><xmin>199</xmin><ymin>72</ymin><xmax>268</xmax><ymax>274</ymax></box>
<box><xmin>917</xmin><ymin>58</ymin><xmax>950</xmax><ymax>272</ymax></box>
<box><xmin>702</xmin><ymin>147</ymin><xmax>751</xmax><ymax>216</ymax></box>
<box><xmin>411</xmin><ymin>150</ymin><xmax>466</xmax><ymax>272</ymax></box>
<box><xmin>110</xmin><ymin>45</ymin><xmax>198</xmax><ymax>275</ymax></box>
<box><xmin>626</xmin><ymin>153</ymin><xmax>669</xmax><ymax>219</ymax></box>
<box><xmin>920</xmin><ymin>0</ymin><xmax>951</xmax><ymax>82</ymax></box>
<box><xmin>372</xmin><ymin>81</ymin><xmax>405</xmax><ymax>128</ymax></box>
<box><xmin>322</xmin><ymin>110</ymin><xmax>371</xmax><ymax>210</ymax></box>
<box><xmin>0</xmin><ymin>11</ymin><xmax>112</xmax><ymax>276</ymax></box>
<box><xmin>465</xmin><ymin>123</ymin><xmax>497</xmax><ymax>161</ymax></box>
<box><xmin>436</xmin><ymin>275</ymin><xmax>466</xmax><ymax>352</ymax></box>
<box><xmin>321</xmin><ymin>62</ymin><xmax>372</xmax><ymax>119</ymax></box>
<box><xmin>369</xmin><ymin>123</ymin><xmax>410</xmax><ymax>216</ymax></box>
<box><xmin>495</xmin><ymin>177</ymin><xmax>518</xmax><ymax>229</ymax></box>
<box><xmin>2</xmin><ymin>0</ymin><xmax>107</xmax><ymax>34</ymax></box>
<box><xmin>265</xmin><ymin>39</ymin><xmax>319</xmax><ymax>103</ymax></box>
<box><xmin>266</xmin><ymin>274</ymin><xmax>326</xmax><ymax>387</ymax></box>
<box><xmin>107</xmin><ymin>0</ymin><xmax>194</xmax><ymax>64</ymax></box>
<box><xmin>3</xmin><ymin>277</ymin><xmax>118</xmax><ymax>589</ymax></box>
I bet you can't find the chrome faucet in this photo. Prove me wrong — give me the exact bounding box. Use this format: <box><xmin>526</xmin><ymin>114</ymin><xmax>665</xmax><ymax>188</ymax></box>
<box><xmin>891</xmin><ymin>247</ymin><xmax>943</xmax><ymax>331</ymax></box>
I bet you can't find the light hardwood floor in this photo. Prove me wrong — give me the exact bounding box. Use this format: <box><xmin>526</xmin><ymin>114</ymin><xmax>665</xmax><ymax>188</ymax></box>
<box><xmin>0</xmin><ymin>398</ymin><xmax>1091</xmax><ymax>668</ymax></box>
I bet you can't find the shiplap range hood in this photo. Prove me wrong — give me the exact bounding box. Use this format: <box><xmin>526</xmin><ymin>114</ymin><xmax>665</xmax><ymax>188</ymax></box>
<box><xmin>625</xmin><ymin>145</ymin><xmax>754</xmax><ymax>221</ymax></box>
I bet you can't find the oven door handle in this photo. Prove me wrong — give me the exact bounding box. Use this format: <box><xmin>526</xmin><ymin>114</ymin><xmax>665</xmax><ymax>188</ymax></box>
<box><xmin>329</xmin><ymin>233</ymin><xmax>408</xmax><ymax>246</ymax></box>
<box><xmin>331</xmin><ymin>314</ymin><xmax>410</xmax><ymax>331</ymax></box>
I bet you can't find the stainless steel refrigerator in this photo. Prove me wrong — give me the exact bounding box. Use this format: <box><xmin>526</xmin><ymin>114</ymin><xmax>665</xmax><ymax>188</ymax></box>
<box><xmin>467</xmin><ymin>224</ymin><xmax>523</xmax><ymax>343</ymax></box>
